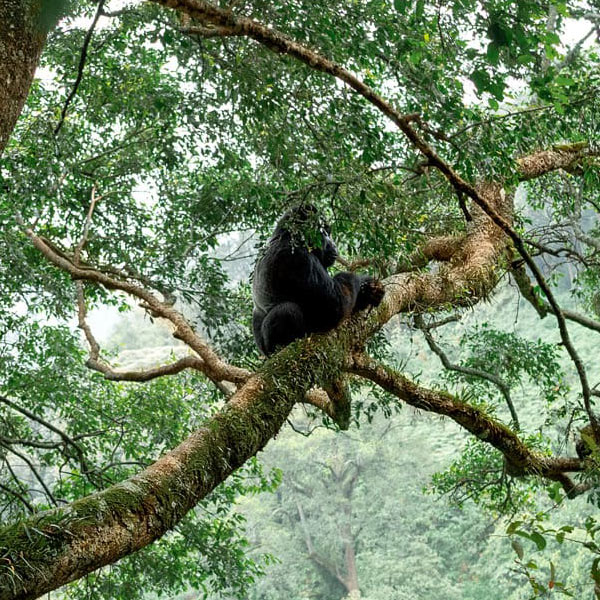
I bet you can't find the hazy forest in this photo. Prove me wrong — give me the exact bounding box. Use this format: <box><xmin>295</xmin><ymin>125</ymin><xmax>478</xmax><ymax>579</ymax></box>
<box><xmin>0</xmin><ymin>1</ymin><xmax>600</xmax><ymax>598</ymax></box>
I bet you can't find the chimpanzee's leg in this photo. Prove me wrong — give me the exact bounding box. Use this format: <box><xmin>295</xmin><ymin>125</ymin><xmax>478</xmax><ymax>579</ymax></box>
<box><xmin>260</xmin><ymin>302</ymin><xmax>306</xmax><ymax>355</ymax></box>
<box><xmin>252</xmin><ymin>308</ymin><xmax>268</xmax><ymax>355</ymax></box>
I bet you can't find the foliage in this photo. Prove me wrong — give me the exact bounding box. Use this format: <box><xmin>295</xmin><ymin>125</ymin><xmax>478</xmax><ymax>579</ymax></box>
<box><xmin>1</xmin><ymin>0</ymin><xmax>600</xmax><ymax>597</ymax></box>
<box><xmin>506</xmin><ymin>511</ymin><xmax>600</xmax><ymax>599</ymax></box>
<box><xmin>444</xmin><ymin>324</ymin><xmax>567</xmax><ymax>402</ymax></box>
<box><xmin>429</xmin><ymin>436</ymin><xmax>546</xmax><ymax>513</ymax></box>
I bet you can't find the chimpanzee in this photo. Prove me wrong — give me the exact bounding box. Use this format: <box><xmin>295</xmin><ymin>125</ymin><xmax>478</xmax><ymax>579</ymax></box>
<box><xmin>252</xmin><ymin>205</ymin><xmax>384</xmax><ymax>355</ymax></box>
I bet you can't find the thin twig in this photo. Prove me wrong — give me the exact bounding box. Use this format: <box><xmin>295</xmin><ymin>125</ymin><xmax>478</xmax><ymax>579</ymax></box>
<box><xmin>556</xmin><ymin>27</ymin><xmax>597</xmax><ymax>70</ymax></box>
<box><xmin>0</xmin><ymin>442</ymin><xmax>60</xmax><ymax>506</ymax></box>
<box><xmin>513</xmin><ymin>264</ymin><xmax>600</xmax><ymax>333</ymax></box>
<box><xmin>74</xmin><ymin>185</ymin><xmax>100</xmax><ymax>264</ymax></box>
<box><xmin>0</xmin><ymin>481</ymin><xmax>34</xmax><ymax>514</ymax></box>
<box><xmin>0</xmin><ymin>395</ymin><xmax>94</xmax><ymax>482</ymax></box>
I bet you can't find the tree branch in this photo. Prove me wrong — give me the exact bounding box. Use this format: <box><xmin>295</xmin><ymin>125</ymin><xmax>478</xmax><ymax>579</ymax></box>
<box><xmin>348</xmin><ymin>353</ymin><xmax>586</xmax><ymax>497</ymax></box>
<box><xmin>517</xmin><ymin>144</ymin><xmax>595</xmax><ymax>181</ymax></box>
<box><xmin>513</xmin><ymin>264</ymin><xmax>600</xmax><ymax>333</ymax></box>
<box><xmin>54</xmin><ymin>0</ymin><xmax>107</xmax><ymax>135</ymax></box>
<box><xmin>180</xmin><ymin>24</ymin><xmax>242</xmax><ymax>37</ymax></box>
<box><xmin>556</xmin><ymin>26</ymin><xmax>597</xmax><ymax>70</ymax></box>
<box><xmin>296</xmin><ymin>500</ymin><xmax>353</xmax><ymax>592</ymax></box>
<box><xmin>0</xmin><ymin>347</ymin><xmax>321</xmax><ymax>598</ymax></box>
<box><xmin>75</xmin><ymin>280</ymin><xmax>218</xmax><ymax>384</ymax></box>
<box><xmin>0</xmin><ymin>442</ymin><xmax>60</xmax><ymax>507</ymax></box>
<box><xmin>24</xmin><ymin>227</ymin><xmax>251</xmax><ymax>386</ymax></box>
<box><xmin>414</xmin><ymin>314</ymin><xmax>520</xmax><ymax>429</ymax></box>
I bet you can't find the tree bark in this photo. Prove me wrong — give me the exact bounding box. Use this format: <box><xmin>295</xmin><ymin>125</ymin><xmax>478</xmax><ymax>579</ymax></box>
<box><xmin>0</xmin><ymin>0</ymin><xmax>47</xmax><ymax>156</ymax></box>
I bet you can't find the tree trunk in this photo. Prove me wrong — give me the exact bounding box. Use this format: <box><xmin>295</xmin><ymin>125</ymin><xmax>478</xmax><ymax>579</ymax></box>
<box><xmin>341</xmin><ymin>507</ymin><xmax>360</xmax><ymax>595</ymax></box>
<box><xmin>0</xmin><ymin>0</ymin><xmax>47</xmax><ymax>155</ymax></box>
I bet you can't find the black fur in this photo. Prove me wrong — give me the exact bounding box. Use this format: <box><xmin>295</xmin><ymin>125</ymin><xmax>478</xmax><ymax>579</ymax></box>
<box><xmin>252</xmin><ymin>205</ymin><xmax>384</xmax><ymax>355</ymax></box>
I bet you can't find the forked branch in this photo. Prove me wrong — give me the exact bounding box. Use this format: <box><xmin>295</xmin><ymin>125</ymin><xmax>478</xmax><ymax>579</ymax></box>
<box><xmin>24</xmin><ymin>227</ymin><xmax>251</xmax><ymax>386</ymax></box>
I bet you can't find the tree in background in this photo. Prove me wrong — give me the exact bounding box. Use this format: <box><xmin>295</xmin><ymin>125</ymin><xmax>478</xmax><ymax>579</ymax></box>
<box><xmin>0</xmin><ymin>0</ymin><xmax>599</xmax><ymax>598</ymax></box>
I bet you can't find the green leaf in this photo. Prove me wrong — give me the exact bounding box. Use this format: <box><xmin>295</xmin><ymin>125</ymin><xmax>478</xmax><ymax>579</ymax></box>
<box><xmin>516</xmin><ymin>54</ymin><xmax>533</xmax><ymax>65</ymax></box>
<box><xmin>555</xmin><ymin>75</ymin><xmax>575</xmax><ymax>86</ymax></box>
<box><xmin>512</xmin><ymin>539</ymin><xmax>524</xmax><ymax>560</ymax></box>
<box><xmin>530</xmin><ymin>532</ymin><xmax>547</xmax><ymax>551</ymax></box>
<box><xmin>506</xmin><ymin>521</ymin><xmax>524</xmax><ymax>535</ymax></box>
<box><xmin>409</xmin><ymin>50</ymin><xmax>423</xmax><ymax>65</ymax></box>
<box><xmin>470</xmin><ymin>69</ymin><xmax>489</xmax><ymax>93</ymax></box>
<box><xmin>486</xmin><ymin>43</ymin><xmax>500</xmax><ymax>65</ymax></box>
<box><xmin>489</xmin><ymin>80</ymin><xmax>506</xmax><ymax>100</ymax></box>
<box><xmin>488</xmin><ymin>97</ymin><xmax>499</xmax><ymax>110</ymax></box>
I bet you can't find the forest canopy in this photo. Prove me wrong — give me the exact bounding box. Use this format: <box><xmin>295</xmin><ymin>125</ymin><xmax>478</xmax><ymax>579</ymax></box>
<box><xmin>0</xmin><ymin>0</ymin><xmax>599</xmax><ymax>598</ymax></box>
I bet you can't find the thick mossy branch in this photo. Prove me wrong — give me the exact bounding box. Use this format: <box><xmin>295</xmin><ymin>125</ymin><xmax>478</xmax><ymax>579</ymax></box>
<box><xmin>0</xmin><ymin>330</ymin><xmax>355</xmax><ymax>599</ymax></box>
<box><xmin>391</xmin><ymin>234</ymin><xmax>466</xmax><ymax>274</ymax></box>
<box><xmin>376</xmin><ymin>183</ymin><xmax>511</xmax><ymax>327</ymax></box>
